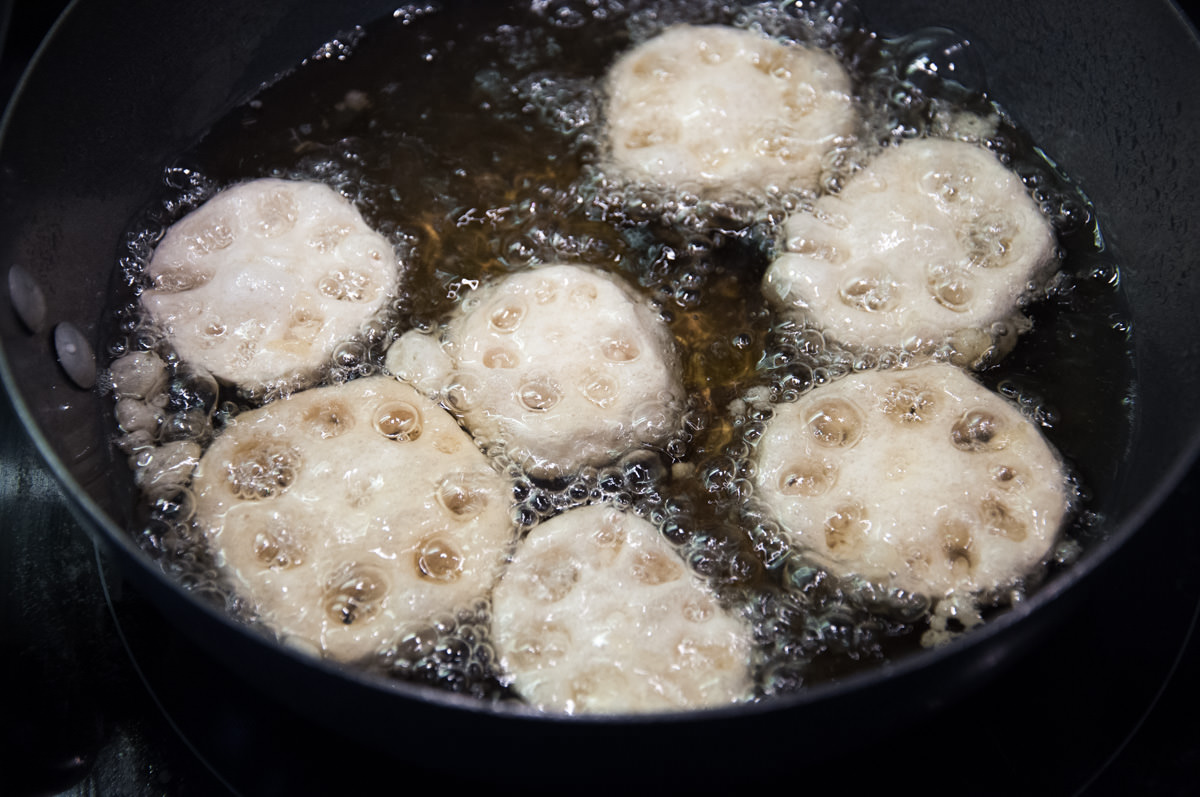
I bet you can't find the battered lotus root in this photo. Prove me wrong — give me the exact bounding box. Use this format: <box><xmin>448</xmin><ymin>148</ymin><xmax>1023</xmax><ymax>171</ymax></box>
<box><xmin>492</xmin><ymin>504</ymin><xmax>754</xmax><ymax>714</ymax></box>
<box><xmin>753</xmin><ymin>363</ymin><xmax>1069</xmax><ymax>597</ymax></box>
<box><xmin>763</xmin><ymin>138</ymin><xmax>1057</xmax><ymax>362</ymax></box>
<box><xmin>141</xmin><ymin>178</ymin><xmax>399</xmax><ymax>391</ymax></box>
<box><xmin>604</xmin><ymin>24</ymin><xmax>857</xmax><ymax>197</ymax></box>
<box><xmin>192</xmin><ymin>377</ymin><xmax>515</xmax><ymax>662</ymax></box>
<box><xmin>385</xmin><ymin>264</ymin><xmax>683</xmax><ymax>480</ymax></box>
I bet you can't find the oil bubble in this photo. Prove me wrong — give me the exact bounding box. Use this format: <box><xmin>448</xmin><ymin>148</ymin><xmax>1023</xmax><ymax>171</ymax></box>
<box><xmin>892</xmin><ymin>27</ymin><xmax>986</xmax><ymax>99</ymax></box>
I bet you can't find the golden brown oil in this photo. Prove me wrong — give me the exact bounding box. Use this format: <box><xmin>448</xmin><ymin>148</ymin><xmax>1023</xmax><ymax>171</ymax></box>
<box><xmin>103</xmin><ymin>0</ymin><xmax>1134</xmax><ymax>703</ymax></box>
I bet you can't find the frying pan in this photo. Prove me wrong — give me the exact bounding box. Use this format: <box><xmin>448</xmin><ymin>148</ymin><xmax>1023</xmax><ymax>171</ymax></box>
<box><xmin>2</xmin><ymin>0</ymin><xmax>1198</xmax><ymax>786</ymax></box>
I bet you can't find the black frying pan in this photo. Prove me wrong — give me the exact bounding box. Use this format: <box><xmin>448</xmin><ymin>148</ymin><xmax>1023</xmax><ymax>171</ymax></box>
<box><xmin>2</xmin><ymin>0</ymin><xmax>1198</xmax><ymax>786</ymax></box>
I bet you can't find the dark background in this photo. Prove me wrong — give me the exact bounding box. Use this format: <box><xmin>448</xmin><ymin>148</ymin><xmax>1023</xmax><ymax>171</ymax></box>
<box><xmin>1</xmin><ymin>1</ymin><xmax>1198</xmax><ymax>794</ymax></box>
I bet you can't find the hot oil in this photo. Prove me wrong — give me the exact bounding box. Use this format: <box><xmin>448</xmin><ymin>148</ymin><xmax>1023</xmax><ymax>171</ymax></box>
<box><xmin>104</xmin><ymin>0</ymin><xmax>1134</xmax><ymax>703</ymax></box>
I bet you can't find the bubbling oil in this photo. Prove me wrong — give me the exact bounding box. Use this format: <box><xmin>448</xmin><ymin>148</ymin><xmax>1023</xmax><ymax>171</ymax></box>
<box><xmin>101</xmin><ymin>0</ymin><xmax>1133</xmax><ymax>704</ymax></box>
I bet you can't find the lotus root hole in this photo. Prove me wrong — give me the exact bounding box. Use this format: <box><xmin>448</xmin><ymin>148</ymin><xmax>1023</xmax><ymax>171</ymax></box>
<box><xmin>785</xmin><ymin>84</ymin><xmax>818</xmax><ymax>114</ymax></box>
<box><xmin>625</xmin><ymin>127</ymin><xmax>667</xmax><ymax>149</ymax></box>
<box><xmin>318</xmin><ymin>269</ymin><xmax>374</xmax><ymax>302</ymax></box>
<box><xmin>436</xmin><ymin>474</ymin><xmax>490</xmax><ymax>519</ymax></box>
<box><xmin>374</xmin><ymin>401</ymin><xmax>422</xmax><ymax>441</ymax></box>
<box><xmin>568</xmin><ymin>281</ymin><xmax>598</xmax><ymax>306</ymax></box>
<box><xmin>519</xmin><ymin>379</ymin><xmax>561</xmax><ymax>412</ymax></box>
<box><xmin>951</xmin><ymin>410</ymin><xmax>1006</xmax><ymax>452</ymax></box>
<box><xmin>153</xmin><ymin>264</ymin><xmax>214</xmax><ymax>292</ymax></box>
<box><xmin>414</xmin><ymin>537</ymin><xmax>465</xmax><ymax>582</ymax></box>
<box><xmin>489</xmin><ymin>302</ymin><xmax>526</xmax><ymax>332</ymax></box>
<box><xmin>992</xmin><ymin>464</ymin><xmax>1018</xmax><ymax>484</ymax></box>
<box><xmin>482</xmin><ymin>347</ymin><xmax>520</xmax><ymax>369</ymax></box>
<box><xmin>814</xmin><ymin>208</ymin><xmax>850</xmax><ymax>230</ymax></box>
<box><xmin>443</xmin><ymin>379</ymin><xmax>476</xmax><ymax>412</ymax></box>
<box><xmin>591</xmin><ymin>516</ymin><xmax>626</xmax><ymax>550</ymax></box>
<box><xmin>980</xmin><ymin>497</ymin><xmax>1028</xmax><ymax>542</ymax></box>
<box><xmin>839</xmin><ymin>275</ymin><xmax>898</xmax><ymax>312</ymax></box>
<box><xmin>226</xmin><ymin>441</ymin><xmax>300</xmax><ymax>500</ymax></box>
<box><xmin>303</xmin><ymin>400</ymin><xmax>354</xmax><ymax>439</ymax></box>
<box><xmin>255</xmin><ymin>190</ymin><xmax>299</xmax><ymax>237</ymax></box>
<box><xmin>920</xmin><ymin>169</ymin><xmax>972</xmax><ymax>203</ymax></box>
<box><xmin>308</xmin><ymin>224</ymin><xmax>352</xmax><ymax>253</ymax></box>
<box><xmin>183</xmin><ymin>219</ymin><xmax>234</xmax><ymax>256</ymax></box>
<box><xmin>941</xmin><ymin>519</ymin><xmax>975</xmax><ymax>571</ymax></box>
<box><xmin>779</xmin><ymin>458</ymin><xmax>836</xmax><ymax>496</ymax></box>
<box><xmin>432</xmin><ymin>433</ymin><xmax>463</xmax><ymax>454</ymax></box>
<box><xmin>525</xmin><ymin>549</ymin><xmax>581</xmax><ymax>603</ymax></box>
<box><xmin>323</xmin><ymin>566</ymin><xmax>388</xmax><ymax>626</ymax></box>
<box><xmin>752</xmin><ymin>48</ymin><xmax>791</xmax><ymax>79</ymax></box>
<box><xmin>757</xmin><ymin>133</ymin><xmax>802</xmax><ymax>163</ymax></box>
<box><xmin>234</xmin><ymin>339</ymin><xmax>258</xmax><ymax>366</ymax></box>
<box><xmin>882</xmin><ymin>384</ymin><xmax>937</xmax><ymax>423</ymax></box>
<box><xmin>253</xmin><ymin>528</ymin><xmax>306</xmax><ymax>570</ymax></box>
<box><xmin>507</xmin><ymin>623</ymin><xmax>571</xmax><ymax>670</ymax></box>
<box><xmin>631</xmin><ymin>549</ymin><xmax>682</xmax><ymax>585</ymax></box>
<box><xmin>630</xmin><ymin>54</ymin><xmax>672</xmax><ymax>80</ymax></box>
<box><xmin>696</xmin><ymin>36</ymin><xmax>726</xmax><ymax>65</ymax></box>
<box><xmin>790</xmin><ymin>236</ymin><xmax>842</xmax><ymax>263</ymax></box>
<box><xmin>824</xmin><ymin>503</ymin><xmax>868</xmax><ymax>552</ymax></box>
<box><xmin>682</xmin><ymin>595</ymin><xmax>715</xmax><ymax>623</ymax></box>
<box><xmin>963</xmin><ymin>212</ymin><xmax>1015</xmax><ymax>268</ymax></box>
<box><xmin>581</xmin><ymin>371</ymin><xmax>620</xmax><ymax>408</ymax></box>
<box><xmin>807</xmin><ymin>398</ymin><xmax>864</xmax><ymax>448</ymax></box>
<box><xmin>928</xmin><ymin>266</ymin><xmax>975</xmax><ymax>312</ymax></box>
<box><xmin>675</xmin><ymin>638</ymin><xmax>736</xmax><ymax>672</ymax></box>
<box><xmin>601</xmin><ymin>336</ymin><xmax>640</xmax><ymax>362</ymax></box>
<box><xmin>288</xmin><ymin>305</ymin><xmax>324</xmax><ymax>340</ymax></box>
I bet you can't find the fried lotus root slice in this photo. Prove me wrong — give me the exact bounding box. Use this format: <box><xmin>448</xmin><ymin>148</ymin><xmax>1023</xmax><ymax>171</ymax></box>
<box><xmin>603</xmin><ymin>24</ymin><xmax>857</xmax><ymax>197</ymax></box>
<box><xmin>492</xmin><ymin>504</ymin><xmax>754</xmax><ymax>714</ymax></box>
<box><xmin>385</xmin><ymin>264</ymin><xmax>683</xmax><ymax>480</ymax></box>
<box><xmin>191</xmin><ymin>376</ymin><xmax>515</xmax><ymax>662</ymax></box>
<box><xmin>141</xmin><ymin>178</ymin><xmax>400</xmax><ymax>391</ymax></box>
<box><xmin>752</xmin><ymin>363</ymin><xmax>1069</xmax><ymax>597</ymax></box>
<box><xmin>763</xmin><ymin>138</ymin><xmax>1057</xmax><ymax>362</ymax></box>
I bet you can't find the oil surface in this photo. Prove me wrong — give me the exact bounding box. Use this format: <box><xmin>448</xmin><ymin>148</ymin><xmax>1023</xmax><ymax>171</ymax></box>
<box><xmin>102</xmin><ymin>0</ymin><xmax>1134</xmax><ymax>704</ymax></box>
